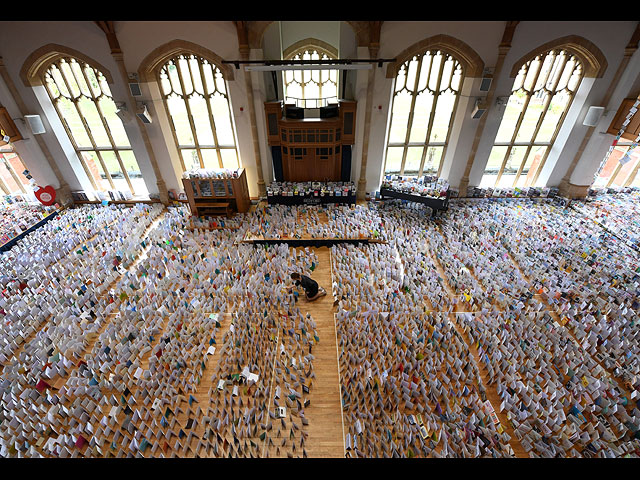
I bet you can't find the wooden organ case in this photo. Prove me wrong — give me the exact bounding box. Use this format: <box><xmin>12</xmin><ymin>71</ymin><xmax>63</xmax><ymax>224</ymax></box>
<box><xmin>264</xmin><ymin>100</ymin><xmax>356</xmax><ymax>182</ymax></box>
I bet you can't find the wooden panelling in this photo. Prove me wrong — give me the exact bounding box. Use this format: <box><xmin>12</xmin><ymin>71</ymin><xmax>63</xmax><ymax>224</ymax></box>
<box><xmin>0</xmin><ymin>107</ymin><xmax>23</xmax><ymax>145</ymax></box>
<box><xmin>607</xmin><ymin>98</ymin><xmax>640</xmax><ymax>140</ymax></box>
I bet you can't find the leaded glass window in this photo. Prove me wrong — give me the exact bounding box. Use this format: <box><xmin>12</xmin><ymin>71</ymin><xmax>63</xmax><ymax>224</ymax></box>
<box><xmin>384</xmin><ymin>50</ymin><xmax>463</xmax><ymax>176</ymax></box>
<box><xmin>158</xmin><ymin>54</ymin><xmax>239</xmax><ymax>172</ymax></box>
<box><xmin>42</xmin><ymin>57</ymin><xmax>147</xmax><ymax>196</ymax></box>
<box><xmin>480</xmin><ymin>50</ymin><xmax>583</xmax><ymax>189</ymax></box>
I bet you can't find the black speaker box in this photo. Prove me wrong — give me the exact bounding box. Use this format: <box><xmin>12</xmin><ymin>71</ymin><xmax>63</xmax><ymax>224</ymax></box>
<box><xmin>285</xmin><ymin>105</ymin><xmax>304</xmax><ymax>119</ymax></box>
<box><xmin>320</xmin><ymin>104</ymin><xmax>339</xmax><ymax>118</ymax></box>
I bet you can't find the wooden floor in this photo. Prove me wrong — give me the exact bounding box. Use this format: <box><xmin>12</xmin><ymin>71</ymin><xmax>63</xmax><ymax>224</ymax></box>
<box><xmin>8</xmin><ymin>202</ymin><xmax>615</xmax><ymax>458</ymax></box>
<box><xmin>292</xmin><ymin>247</ymin><xmax>344</xmax><ymax>457</ymax></box>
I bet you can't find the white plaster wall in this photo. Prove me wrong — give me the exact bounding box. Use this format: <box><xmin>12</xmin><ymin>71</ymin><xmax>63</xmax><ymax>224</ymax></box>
<box><xmin>280</xmin><ymin>22</ymin><xmax>341</xmax><ymax>53</ymax></box>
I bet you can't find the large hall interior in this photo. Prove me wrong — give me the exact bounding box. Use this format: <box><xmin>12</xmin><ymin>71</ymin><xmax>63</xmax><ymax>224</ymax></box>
<box><xmin>1</xmin><ymin>19</ymin><xmax>640</xmax><ymax>459</ymax></box>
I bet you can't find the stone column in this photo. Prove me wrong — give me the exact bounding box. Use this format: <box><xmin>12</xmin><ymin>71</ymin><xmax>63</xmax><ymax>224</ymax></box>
<box><xmin>458</xmin><ymin>21</ymin><xmax>518</xmax><ymax>195</ymax></box>
<box><xmin>357</xmin><ymin>21</ymin><xmax>382</xmax><ymax>201</ymax></box>
<box><xmin>111</xmin><ymin>52</ymin><xmax>169</xmax><ymax>204</ymax></box>
<box><xmin>95</xmin><ymin>22</ymin><xmax>169</xmax><ymax>204</ymax></box>
<box><xmin>236</xmin><ymin>21</ymin><xmax>266</xmax><ymax>198</ymax></box>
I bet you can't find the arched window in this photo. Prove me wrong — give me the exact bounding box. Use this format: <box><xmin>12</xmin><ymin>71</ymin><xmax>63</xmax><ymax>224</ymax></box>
<box><xmin>384</xmin><ymin>50</ymin><xmax>463</xmax><ymax>177</ymax></box>
<box><xmin>284</xmin><ymin>47</ymin><xmax>338</xmax><ymax>109</ymax></box>
<box><xmin>42</xmin><ymin>57</ymin><xmax>147</xmax><ymax>196</ymax></box>
<box><xmin>0</xmin><ymin>143</ymin><xmax>30</xmax><ymax>195</ymax></box>
<box><xmin>480</xmin><ymin>49</ymin><xmax>584</xmax><ymax>189</ymax></box>
<box><xmin>157</xmin><ymin>54</ymin><xmax>239</xmax><ymax>172</ymax></box>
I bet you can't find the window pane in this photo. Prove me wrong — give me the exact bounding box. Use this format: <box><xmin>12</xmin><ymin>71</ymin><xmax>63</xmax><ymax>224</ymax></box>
<box><xmin>99</xmin><ymin>97</ymin><xmax>130</xmax><ymax>147</ymax></box>
<box><xmin>77</xmin><ymin>97</ymin><xmax>111</xmax><ymax>147</ymax></box>
<box><xmin>388</xmin><ymin>91</ymin><xmax>411</xmax><ymax>144</ymax></box>
<box><xmin>484</xmin><ymin>146</ymin><xmax>509</xmax><ymax>176</ymax></box>
<box><xmin>167</xmin><ymin>96</ymin><xmax>195</xmax><ymax>146</ymax></box>
<box><xmin>495</xmin><ymin>92</ymin><xmax>525</xmax><ymax>143</ymax></box>
<box><xmin>523</xmin><ymin>57</ymin><xmax>541</xmax><ymax>92</ymax></box>
<box><xmin>81</xmin><ymin>150</ymin><xmax>110</xmax><ymax>190</ymax></box>
<box><xmin>610</xmin><ymin>146</ymin><xmax>638</xmax><ymax>187</ymax></box>
<box><xmin>408</xmin><ymin>92</ymin><xmax>433</xmax><ymax>143</ymax></box>
<box><xmin>189</xmin><ymin>57</ymin><xmax>205</xmax><ymax>95</ymax></box>
<box><xmin>71</xmin><ymin>61</ymin><xmax>92</xmax><ymax>98</ymax></box>
<box><xmin>220</xmin><ymin>149</ymin><xmax>239</xmax><ymax>170</ymax></box>
<box><xmin>201</xmin><ymin>149</ymin><xmax>220</xmax><ymax>169</ymax></box>
<box><xmin>210</xmin><ymin>95</ymin><xmax>235</xmax><ymax>146</ymax></box>
<box><xmin>57</xmin><ymin>97</ymin><xmax>92</xmax><ymax>148</ymax></box>
<box><xmin>49</xmin><ymin>67</ymin><xmax>70</xmax><ymax>98</ymax></box>
<box><xmin>177</xmin><ymin>57</ymin><xmax>193</xmax><ymax>96</ymax></box>
<box><xmin>100</xmin><ymin>150</ymin><xmax>129</xmax><ymax>192</ymax></box>
<box><xmin>395</xmin><ymin>64</ymin><xmax>407</xmax><ymax>93</ymax></box>
<box><xmin>286</xmin><ymin>83</ymin><xmax>302</xmax><ymax>103</ymax></box>
<box><xmin>404</xmin><ymin>147</ymin><xmax>423</xmax><ymax>174</ymax></box>
<box><xmin>189</xmin><ymin>95</ymin><xmax>215</xmax><ymax>146</ymax></box>
<box><xmin>305</xmin><ymin>82</ymin><xmax>320</xmax><ymax>105</ymax></box>
<box><xmin>515</xmin><ymin>93</ymin><xmax>546</xmax><ymax>143</ymax></box>
<box><xmin>119</xmin><ymin>150</ymin><xmax>147</xmax><ymax>196</ymax></box>
<box><xmin>405</xmin><ymin>58</ymin><xmax>419</xmax><ymax>91</ymax></box>
<box><xmin>1</xmin><ymin>152</ymin><xmax>30</xmax><ymax>189</ymax></box>
<box><xmin>84</xmin><ymin>66</ymin><xmax>103</xmax><ymax>98</ymax></box>
<box><xmin>385</xmin><ymin>147</ymin><xmax>404</xmax><ymax>174</ymax></box>
<box><xmin>60</xmin><ymin>60</ymin><xmax>81</xmax><ymax>98</ymax></box>
<box><xmin>180</xmin><ymin>149</ymin><xmax>201</xmax><ymax>170</ymax></box>
<box><xmin>0</xmin><ymin>155</ymin><xmax>22</xmax><ymax>193</ymax></box>
<box><xmin>423</xmin><ymin>146</ymin><xmax>443</xmax><ymax>174</ymax></box>
<box><xmin>518</xmin><ymin>146</ymin><xmax>546</xmax><ymax>187</ymax></box>
<box><xmin>429</xmin><ymin>90</ymin><xmax>456</xmax><ymax>143</ymax></box>
<box><xmin>498</xmin><ymin>146</ymin><xmax>527</xmax><ymax>187</ymax></box>
<box><xmin>167</xmin><ymin>62</ymin><xmax>183</xmax><ymax>95</ymax></box>
<box><xmin>428</xmin><ymin>53</ymin><xmax>442</xmax><ymax>91</ymax></box>
<box><xmin>535</xmin><ymin>90</ymin><xmax>570</xmax><ymax>144</ymax></box>
<box><xmin>479</xmin><ymin>173</ymin><xmax>497</xmax><ymax>188</ymax></box>
<box><xmin>214</xmin><ymin>69</ymin><xmax>227</xmax><ymax>96</ymax></box>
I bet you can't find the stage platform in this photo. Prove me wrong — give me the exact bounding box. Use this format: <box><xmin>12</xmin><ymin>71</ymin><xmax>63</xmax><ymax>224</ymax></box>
<box><xmin>266</xmin><ymin>193</ymin><xmax>356</xmax><ymax>206</ymax></box>
<box><xmin>240</xmin><ymin>207</ymin><xmax>385</xmax><ymax>246</ymax></box>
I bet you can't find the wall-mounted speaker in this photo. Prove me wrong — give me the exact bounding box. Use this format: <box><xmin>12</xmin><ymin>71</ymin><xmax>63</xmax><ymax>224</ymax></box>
<box><xmin>471</xmin><ymin>99</ymin><xmax>488</xmax><ymax>119</ymax></box>
<box><xmin>128</xmin><ymin>73</ymin><xmax>142</xmax><ymax>97</ymax></box>
<box><xmin>24</xmin><ymin>114</ymin><xmax>46</xmax><ymax>134</ymax></box>
<box><xmin>583</xmin><ymin>106</ymin><xmax>605</xmax><ymax>127</ymax></box>
<box><xmin>136</xmin><ymin>103</ymin><xmax>152</xmax><ymax>124</ymax></box>
<box><xmin>479</xmin><ymin>75</ymin><xmax>493</xmax><ymax>92</ymax></box>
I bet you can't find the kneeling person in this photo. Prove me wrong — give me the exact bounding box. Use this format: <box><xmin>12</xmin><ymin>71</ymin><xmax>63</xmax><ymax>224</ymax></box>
<box><xmin>288</xmin><ymin>272</ymin><xmax>326</xmax><ymax>301</ymax></box>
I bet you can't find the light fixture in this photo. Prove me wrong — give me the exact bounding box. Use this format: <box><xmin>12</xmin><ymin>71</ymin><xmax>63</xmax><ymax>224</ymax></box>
<box><xmin>244</xmin><ymin>64</ymin><xmax>373</xmax><ymax>72</ymax></box>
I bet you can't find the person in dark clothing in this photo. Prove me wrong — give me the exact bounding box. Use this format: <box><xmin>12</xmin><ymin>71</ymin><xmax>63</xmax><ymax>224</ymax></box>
<box><xmin>287</xmin><ymin>272</ymin><xmax>326</xmax><ymax>301</ymax></box>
